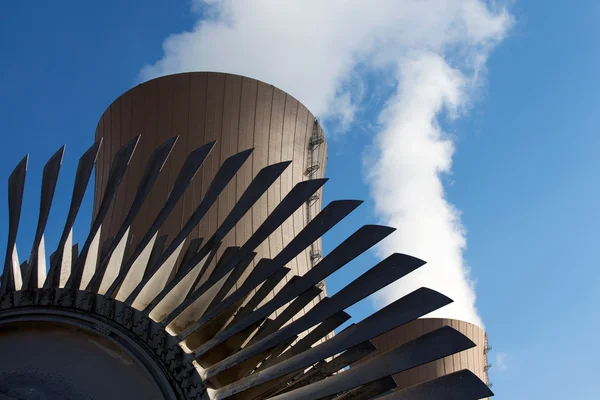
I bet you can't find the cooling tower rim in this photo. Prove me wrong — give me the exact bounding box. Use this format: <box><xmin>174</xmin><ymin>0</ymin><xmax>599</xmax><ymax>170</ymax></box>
<box><xmin>416</xmin><ymin>316</ymin><xmax>486</xmax><ymax>332</ymax></box>
<box><xmin>98</xmin><ymin>71</ymin><xmax>319</xmax><ymax>128</ymax></box>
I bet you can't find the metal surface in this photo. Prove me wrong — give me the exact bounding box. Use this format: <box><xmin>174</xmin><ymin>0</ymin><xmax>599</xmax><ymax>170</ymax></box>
<box><xmin>0</xmin><ymin>142</ymin><xmax>493</xmax><ymax>399</ymax></box>
<box><xmin>124</xmin><ymin>148</ymin><xmax>254</xmax><ymax>308</ymax></box>
<box><xmin>94</xmin><ymin>74</ymin><xmax>330</xmax><ymax>317</ymax></box>
<box><xmin>255</xmin><ymin>310</ymin><xmax>350</xmax><ymax>373</ymax></box>
<box><xmin>0</xmin><ymin>155</ymin><xmax>28</xmax><ymax>294</ymax></box>
<box><xmin>44</xmin><ymin>140</ymin><xmax>102</xmax><ymax>289</ymax></box>
<box><xmin>380</xmin><ymin>369</ymin><xmax>494</xmax><ymax>400</ymax></box>
<box><xmin>23</xmin><ymin>146</ymin><xmax>64</xmax><ymax>290</ymax></box>
<box><xmin>0</xmin><ymin>72</ymin><xmax>493</xmax><ymax>399</ymax></box>
<box><xmin>354</xmin><ymin>317</ymin><xmax>491</xmax><ymax>397</ymax></box>
<box><xmin>192</xmin><ymin>224</ymin><xmax>393</xmax><ymax>367</ymax></box>
<box><xmin>105</xmin><ymin>140</ymin><xmax>216</xmax><ymax>299</ymax></box>
<box><xmin>65</xmin><ymin>136</ymin><xmax>139</xmax><ymax>290</ymax></box>
<box><xmin>273</xmin><ymin>341</ymin><xmax>378</xmax><ymax>396</ymax></box>
<box><xmin>200</xmin><ymin>254</ymin><xmax>428</xmax><ymax>385</ymax></box>
<box><xmin>262</xmin><ymin>327</ymin><xmax>475</xmax><ymax>400</ymax></box>
<box><xmin>86</xmin><ymin>136</ymin><xmax>178</xmax><ymax>294</ymax></box>
<box><xmin>0</xmin><ymin>308</ymin><xmax>175</xmax><ymax>399</ymax></box>
<box><xmin>333</xmin><ymin>376</ymin><xmax>397</xmax><ymax>400</ymax></box>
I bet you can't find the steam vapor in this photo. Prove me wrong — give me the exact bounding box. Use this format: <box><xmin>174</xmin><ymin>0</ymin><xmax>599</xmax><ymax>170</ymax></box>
<box><xmin>140</xmin><ymin>0</ymin><xmax>513</xmax><ymax>327</ymax></box>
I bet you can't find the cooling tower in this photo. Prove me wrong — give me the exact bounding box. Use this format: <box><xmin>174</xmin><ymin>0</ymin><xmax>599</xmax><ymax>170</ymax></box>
<box><xmin>92</xmin><ymin>72</ymin><xmax>328</xmax><ymax>316</ymax></box>
<box><xmin>354</xmin><ymin>318</ymin><xmax>491</xmax><ymax>398</ymax></box>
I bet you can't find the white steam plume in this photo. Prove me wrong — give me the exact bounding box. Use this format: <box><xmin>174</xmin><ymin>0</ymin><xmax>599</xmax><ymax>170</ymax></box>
<box><xmin>140</xmin><ymin>0</ymin><xmax>512</xmax><ymax>327</ymax></box>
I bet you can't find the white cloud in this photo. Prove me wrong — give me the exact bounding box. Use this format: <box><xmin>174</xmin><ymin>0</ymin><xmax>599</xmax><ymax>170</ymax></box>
<box><xmin>140</xmin><ymin>0</ymin><xmax>512</xmax><ymax>327</ymax></box>
<box><xmin>495</xmin><ymin>352</ymin><xmax>508</xmax><ymax>371</ymax></box>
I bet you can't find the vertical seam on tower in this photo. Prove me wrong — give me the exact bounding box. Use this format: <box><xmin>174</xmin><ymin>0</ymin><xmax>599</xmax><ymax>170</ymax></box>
<box><xmin>266</xmin><ymin>85</ymin><xmax>274</xmax><ymax>260</ymax></box>
<box><xmin>124</xmin><ymin>91</ymin><xmax>134</xmax><ymax>248</ymax></box>
<box><xmin>100</xmin><ymin>107</ymin><xmax>108</xmax><ymax>224</ymax></box>
<box><xmin>106</xmin><ymin>102</ymin><xmax>119</xmax><ymax>237</ymax></box>
<box><xmin>189</xmin><ymin>76</ymin><xmax>197</xmax><ymax>240</ymax></box>
<box><xmin>122</xmin><ymin>91</ymin><xmax>134</xmax><ymax>233</ymax></box>
<box><xmin>291</xmin><ymin>101</ymin><xmax>299</xmax><ymax>280</ymax></box>
<box><xmin>167</xmin><ymin>76</ymin><xmax>176</xmax><ymax>204</ymax></box>
<box><xmin>133</xmin><ymin>87</ymin><xmax>142</xmax><ymax>252</ymax></box>
<box><xmin>198</xmin><ymin>74</ymin><xmax>209</xmax><ymax>240</ymax></box>
<box><xmin>102</xmin><ymin>106</ymin><xmax>111</xmax><ymax>231</ymax></box>
<box><xmin>136</xmin><ymin>87</ymin><xmax>147</xmax><ymax>246</ymax></box>
<box><xmin>95</xmin><ymin>114</ymin><xmax>104</xmax><ymax>221</ymax></box>
<box><xmin>266</xmin><ymin>85</ymin><xmax>276</xmax><ymax>314</ymax></box>
<box><xmin>139</xmin><ymin>84</ymin><xmax>149</xmax><ymax>247</ymax></box>
<box><xmin>216</xmin><ymin>74</ymin><xmax>226</xmax><ymax>242</ymax></box>
<box><xmin>154</xmin><ymin>81</ymin><xmax>161</xmax><ymax>239</ymax></box>
<box><xmin>301</xmin><ymin>109</ymin><xmax>311</xmax><ymax>318</ymax></box>
<box><xmin>181</xmin><ymin>73</ymin><xmax>192</xmax><ymax>232</ymax></box>
<box><xmin>279</xmin><ymin>93</ymin><xmax>287</xmax><ymax>281</ymax></box>
<box><xmin>250</xmin><ymin>79</ymin><xmax>258</xmax><ymax>296</ymax></box>
<box><xmin>233</xmin><ymin>76</ymin><xmax>243</xmax><ymax>290</ymax></box>
<box><xmin>100</xmin><ymin>109</ymin><xmax>105</xmax><ymax>211</ymax></box>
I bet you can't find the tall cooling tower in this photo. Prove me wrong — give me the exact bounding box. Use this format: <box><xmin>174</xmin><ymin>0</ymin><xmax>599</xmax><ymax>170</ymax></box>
<box><xmin>92</xmin><ymin>72</ymin><xmax>328</xmax><ymax>317</ymax></box>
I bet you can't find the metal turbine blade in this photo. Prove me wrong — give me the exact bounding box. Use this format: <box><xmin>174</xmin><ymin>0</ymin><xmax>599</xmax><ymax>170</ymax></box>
<box><xmin>264</xmin><ymin>327</ymin><xmax>475</xmax><ymax>400</ymax></box>
<box><xmin>65</xmin><ymin>136</ymin><xmax>139</xmax><ymax>290</ymax></box>
<box><xmin>379</xmin><ymin>369</ymin><xmax>494</xmax><ymax>400</ymax></box>
<box><xmin>44</xmin><ymin>140</ymin><xmax>102</xmax><ymax>288</ymax></box>
<box><xmin>0</xmin><ymin>137</ymin><xmax>493</xmax><ymax>400</ymax></box>
<box><xmin>1</xmin><ymin>155</ymin><xmax>28</xmax><ymax>294</ymax></box>
<box><xmin>105</xmin><ymin>140</ymin><xmax>216</xmax><ymax>298</ymax></box>
<box><xmin>86</xmin><ymin>136</ymin><xmax>178</xmax><ymax>294</ymax></box>
<box><xmin>23</xmin><ymin>146</ymin><xmax>65</xmax><ymax>290</ymax></box>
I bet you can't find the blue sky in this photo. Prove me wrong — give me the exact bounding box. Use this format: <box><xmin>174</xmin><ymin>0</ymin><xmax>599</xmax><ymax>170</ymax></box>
<box><xmin>1</xmin><ymin>1</ymin><xmax>599</xmax><ymax>398</ymax></box>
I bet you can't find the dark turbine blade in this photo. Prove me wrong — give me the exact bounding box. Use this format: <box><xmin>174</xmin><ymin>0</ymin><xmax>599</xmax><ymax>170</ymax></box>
<box><xmin>381</xmin><ymin>369</ymin><xmax>494</xmax><ymax>400</ymax></box>
<box><xmin>23</xmin><ymin>146</ymin><xmax>64</xmax><ymax>290</ymax></box>
<box><xmin>1</xmin><ymin>155</ymin><xmax>28</xmax><ymax>294</ymax></box>
<box><xmin>44</xmin><ymin>139</ymin><xmax>102</xmax><ymax>288</ymax></box>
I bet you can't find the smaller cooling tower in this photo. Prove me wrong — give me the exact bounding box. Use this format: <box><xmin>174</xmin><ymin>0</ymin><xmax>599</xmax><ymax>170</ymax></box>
<box><xmin>354</xmin><ymin>318</ymin><xmax>491</xmax><ymax>398</ymax></box>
